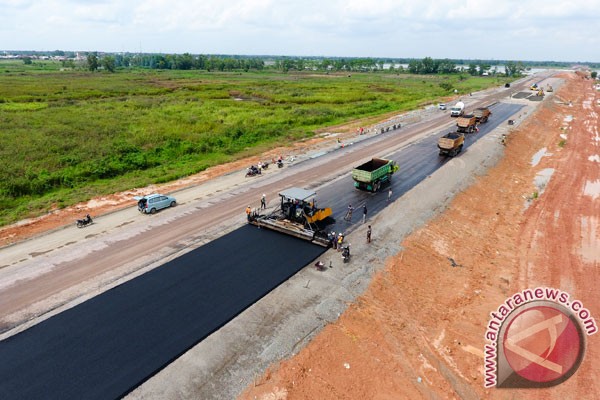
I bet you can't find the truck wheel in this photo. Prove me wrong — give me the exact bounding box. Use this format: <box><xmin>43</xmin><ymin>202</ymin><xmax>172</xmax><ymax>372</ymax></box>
<box><xmin>458</xmin><ymin>144</ymin><xmax>464</xmax><ymax>153</ymax></box>
<box><xmin>373</xmin><ymin>182</ymin><xmax>380</xmax><ymax>192</ymax></box>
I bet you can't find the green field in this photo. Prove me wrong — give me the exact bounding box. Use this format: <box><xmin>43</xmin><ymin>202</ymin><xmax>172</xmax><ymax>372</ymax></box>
<box><xmin>0</xmin><ymin>60</ymin><xmax>509</xmax><ymax>226</ymax></box>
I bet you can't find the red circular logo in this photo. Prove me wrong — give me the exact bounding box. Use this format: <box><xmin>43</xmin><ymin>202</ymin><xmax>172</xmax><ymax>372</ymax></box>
<box><xmin>503</xmin><ymin>305</ymin><xmax>582</xmax><ymax>383</ymax></box>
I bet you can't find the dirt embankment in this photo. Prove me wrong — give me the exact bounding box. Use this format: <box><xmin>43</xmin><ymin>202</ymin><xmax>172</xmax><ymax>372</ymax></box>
<box><xmin>240</xmin><ymin>74</ymin><xmax>599</xmax><ymax>399</ymax></box>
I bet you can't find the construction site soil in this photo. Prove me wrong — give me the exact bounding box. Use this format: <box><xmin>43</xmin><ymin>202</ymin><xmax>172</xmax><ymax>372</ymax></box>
<box><xmin>239</xmin><ymin>74</ymin><xmax>600</xmax><ymax>399</ymax></box>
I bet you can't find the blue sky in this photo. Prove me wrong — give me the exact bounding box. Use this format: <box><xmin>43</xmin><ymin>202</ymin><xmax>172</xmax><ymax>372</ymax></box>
<box><xmin>1</xmin><ymin>0</ymin><xmax>599</xmax><ymax>62</ymax></box>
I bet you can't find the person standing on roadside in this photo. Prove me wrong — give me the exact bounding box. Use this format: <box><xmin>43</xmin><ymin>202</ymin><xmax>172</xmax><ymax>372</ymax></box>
<box><xmin>388</xmin><ymin>188</ymin><xmax>392</xmax><ymax>202</ymax></box>
<box><xmin>261</xmin><ymin>194</ymin><xmax>266</xmax><ymax>209</ymax></box>
<box><xmin>245</xmin><ymin>205</ymin><xmax>252</xmax><ymax>221</ymax></box>
<box><xmin>367</xmin><ymin>225</ymin><xmax>372</xmax><ymax>243</ymax></box>
<box><xmin>362</xmin><ymin>204</ymin><xmax>367</xmax><ymax>223</ymax></box>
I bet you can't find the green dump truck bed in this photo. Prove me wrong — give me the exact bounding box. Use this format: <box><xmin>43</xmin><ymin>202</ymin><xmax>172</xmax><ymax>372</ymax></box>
<box><xmin>352</xmin><ymin>158</ymin><xmax>398</xmax><ymax>192</ymax></box>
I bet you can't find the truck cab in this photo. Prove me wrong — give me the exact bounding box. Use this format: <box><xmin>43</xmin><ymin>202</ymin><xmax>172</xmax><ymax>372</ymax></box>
<box><xmin>450</xmin><ymin>101</ymin><xmax>465</xmax><ymax>117</ymax></box>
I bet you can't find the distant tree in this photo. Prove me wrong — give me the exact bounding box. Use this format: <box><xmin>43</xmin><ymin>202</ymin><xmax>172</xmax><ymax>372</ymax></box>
<box><xmin>408</xmin><ymin>59</ymin><xmax>422</xmax><ymax>74</ymax></box>
<box><xmin>437</xmin><ymin>59</ymin><xmax>457</xmax><ymax>74</ymax></box>
<box><xmin>87</xmin><ymin>53</ymin><xmax>99</xmax><ymax>71</ymax></box>
<box><xmin>505</xmin><ymin>61</ymin><xmax>525</xmax><ymax>77</ymax></box>
<box><xmin>592</xmin><ymin>71</ymin><xmax>598</xmax><ymax>79</ymax></box>
<box><xmin>102</xmin><ymin>56</ymin><xmax>116</xmax><ymax>72</ymax></box>
<box><xmin>22</xmin><ymin>57</ymin><xmax>32</xmax><ymax>65</ymax></box>
<box><xmin>175</xmin><ymin>53</ymin><xmax>194</xmax><ymax>70</ymax></box>
<box><xmin>478</xmin><ymin>63</ymin><xmax>491</xmax><ymax>75</ymax></box>
<box><xmin>421</xmin><ymin>57</ymin><xmax>436</xmax><ymax>74</ymax></box>
<box><xmin>468</xmin><ymin>63</ymin><xmax>478</xmax><ymax>76</ymax></box>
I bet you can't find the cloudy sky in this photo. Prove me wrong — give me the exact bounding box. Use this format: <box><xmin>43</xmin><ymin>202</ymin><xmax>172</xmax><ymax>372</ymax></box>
<box><xmin>2</xmin><ymin>0</ymin><xmax>599</xmax><ymax>62</ymax></box>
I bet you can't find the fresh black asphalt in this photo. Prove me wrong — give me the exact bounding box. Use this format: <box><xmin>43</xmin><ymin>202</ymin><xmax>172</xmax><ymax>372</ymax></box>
<box><xmin>0</xmin><ymin>102</ymin><xmax>523</xmax><ymax>400</ymax></box>
<box><xmin>0</xmin><ymin>225</ymin><xmax>324</xmax><ymax>400</ymax></box>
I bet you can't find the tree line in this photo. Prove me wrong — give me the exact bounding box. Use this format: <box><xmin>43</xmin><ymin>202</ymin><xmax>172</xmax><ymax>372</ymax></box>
<box><xmin>78</xmin><ymin>53</ymin><xmax>528</xmax><ymax>77</ymax></box>
<box><xmin>85</xmin><ymin>53</ymin><xmax>265</xmax><ymax>72</ymax></box>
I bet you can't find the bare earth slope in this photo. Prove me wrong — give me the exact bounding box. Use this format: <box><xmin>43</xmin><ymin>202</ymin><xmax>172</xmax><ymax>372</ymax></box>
<box><xmin>240</xmin><ymin>74</ymin><xmax>599</xmax><ymax>399</ymax></box>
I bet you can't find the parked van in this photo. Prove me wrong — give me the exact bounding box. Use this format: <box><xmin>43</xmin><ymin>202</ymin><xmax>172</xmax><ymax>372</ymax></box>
<box><xmin>135</xmin><ymin>194</ymin><xmax>177</xmax><ymax>214</ymax></box>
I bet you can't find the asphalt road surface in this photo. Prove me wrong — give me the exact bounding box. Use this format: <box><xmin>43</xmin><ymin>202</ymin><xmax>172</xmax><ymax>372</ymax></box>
<box><xmin>0</xmin><ymin>226</ymin><xmax>324</xmax><ymax>400</ymax></box>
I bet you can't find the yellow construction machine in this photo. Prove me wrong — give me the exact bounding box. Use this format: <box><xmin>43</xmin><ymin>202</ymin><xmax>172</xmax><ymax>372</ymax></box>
<box><xmin>248</xmin><ymin>187</ymin><xmax>332</xmax><ymax>246</ymax></box>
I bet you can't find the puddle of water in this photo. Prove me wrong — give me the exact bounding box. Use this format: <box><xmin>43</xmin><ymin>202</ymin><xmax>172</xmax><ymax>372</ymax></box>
<box><xmin>564</xmin><ymin>115</ymin><xmax>574</xmax><ymax>122</ymax></box>
<box><xmin>534</xmin><ymin>168</ymin><xmax>555</xmax><ymax>193</ymax></box>
<box><xmin>531</xmin><ymin>147</ymin><xmax>552</xmax><ymax>167</ymax></box>
<box><xmin>584</xmin><ymin>180</ymin><xmax>600</xmax><ymax>200</ymax></box>
<box><xmin>589</xmin><ymin>155</ymin><xmax>600</xmax><ymax>163</ymax></box>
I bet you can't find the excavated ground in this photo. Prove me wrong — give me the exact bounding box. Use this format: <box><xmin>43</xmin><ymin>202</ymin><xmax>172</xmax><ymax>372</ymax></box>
<box><xmin>239</xmin><ymin>74</ymin><xmax>600</xmax><ymax>399</ymax></box>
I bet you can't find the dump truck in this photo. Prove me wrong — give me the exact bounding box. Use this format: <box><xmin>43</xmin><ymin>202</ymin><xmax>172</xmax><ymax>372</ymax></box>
<box><xmin>438</xmin><ymin>132</ymin><xmax>465</xmax><ymax>157</ymax></box>
<box><xmin>450</xmin><ymin>101</ymin><xmax>465</xmax><ymax>117</ymax></box>
<box><xmin>352</xmin><ymin>158</ymin><xmax>398</xmax><ymax>192</ymax></box>
<box><xmin>456</xmin><ymin>114</ymin><xmax>478</xmax><ymax>133</ymax></box>
<box><xmin>248</xmin><ymin>187</ymin><xmax>332</xmax><ymax>246</ymax></box>
<box><xmin>473</xmin><ymin>107</ymin><xmax>491</xmax><ymax>123</ymax></box>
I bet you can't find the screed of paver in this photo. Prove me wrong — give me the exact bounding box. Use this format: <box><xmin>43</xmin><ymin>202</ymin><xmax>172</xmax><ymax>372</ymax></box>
<box><xmin>239</xmin><ymin>73</ymin><xmax>599</xmax><ymax>399</ymax></box>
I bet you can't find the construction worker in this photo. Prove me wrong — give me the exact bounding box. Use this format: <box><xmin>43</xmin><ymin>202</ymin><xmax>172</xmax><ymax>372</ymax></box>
<box><xmin>261</xmin><ymin>194</ymin><xmax>266</xmax><ymax>209</ymax></box>
<box><xmin>245</xmin><ymin>205</ymin><xmax>252</xmax><ymax>221</ymax></box>
<box><xmin>367</xmin><ymin>225</ymin><xmax>372</xmax><ymax>243</ymax></box>
<box><xmin>344</xmin><ymin>204</ymin><xmax>354</xmax><ymax>221</ymax></box>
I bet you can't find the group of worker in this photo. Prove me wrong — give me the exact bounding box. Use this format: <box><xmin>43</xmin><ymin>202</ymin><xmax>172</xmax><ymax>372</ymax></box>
<box><xmin>245</xmin><ymin>194</ymin><xmax>268</xmax><ymax>221</ymax></box>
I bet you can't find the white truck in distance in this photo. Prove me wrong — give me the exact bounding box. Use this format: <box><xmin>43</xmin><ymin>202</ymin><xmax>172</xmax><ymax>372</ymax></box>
<box><xmin>450</xmin><ymin>101</ymin><xmax>465</xmax><ymax>117</ymax></box>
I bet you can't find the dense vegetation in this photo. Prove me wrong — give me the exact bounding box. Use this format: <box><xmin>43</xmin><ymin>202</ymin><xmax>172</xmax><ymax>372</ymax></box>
<box><xmin>0</xmin><ymin>60</ymin><xmax>509</xmax><ymax>225</ymax></box>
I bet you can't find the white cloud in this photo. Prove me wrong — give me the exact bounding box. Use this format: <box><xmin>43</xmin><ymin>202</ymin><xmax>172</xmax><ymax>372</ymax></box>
<box><xmin>0</xmin><ymin>0</ymin><xmax>599</xmax><ymax>61</ymax></box>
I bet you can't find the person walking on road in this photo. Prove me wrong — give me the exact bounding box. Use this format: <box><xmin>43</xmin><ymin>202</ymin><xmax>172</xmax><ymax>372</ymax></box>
<box><xmin>362</xmin><ymin>204</ymin><xmax>367</xmax><ymax>223</ymax></box>
<box><xmin>388</xmin><ymin>188</ymin><xmax>392</xmax><ymax>202</ymax></box>
<box><xmin>344</xmin><ymin>204</ymin><xmax>354</xmax><ymax>222</ymax></box>
<box><xmin>367</xmin><ymin>225</ymin><xmax>372</xmax><ymax>243</ymax></box>
<box><xmin>260</xmin><ymin>194</ymin><xmax>266</xmax><ymax>209</ymax></box>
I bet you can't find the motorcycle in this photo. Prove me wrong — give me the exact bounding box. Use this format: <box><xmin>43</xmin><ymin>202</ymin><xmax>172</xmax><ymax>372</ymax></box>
<box><xmin>245</xmin><ymin>165</ymin><xmax>262</xmax><ymax>177</ymax></box>
<box><xmin>76</xmin><ymin>214</ymin><xmax>93</xmax><ymax>228</ymax></box>
<box><xmin>277</xmin><ymin>159</ymin><xmax>284</xmax><ymax>168</ymax></box>
<box><xmin>341</xmin><ymin>244</ymin><xmax>351</xmax><ymax>263</ymax></box>
<box><xmin>259</xmin><ymin>161</ymin><xmax>269</xmax><ymax>170</ymax></box>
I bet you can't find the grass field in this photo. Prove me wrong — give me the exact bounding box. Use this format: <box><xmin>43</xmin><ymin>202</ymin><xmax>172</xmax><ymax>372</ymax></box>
<box><xmin>0</xmin><ymin>60</ymin><xmax>509</xmax><ymax>226</ymax></box>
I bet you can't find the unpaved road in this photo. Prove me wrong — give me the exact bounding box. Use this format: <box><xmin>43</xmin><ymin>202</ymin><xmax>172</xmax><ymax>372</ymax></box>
<box><xmin>240</xmin><ymin>73</ymin><xmax>600</xmax><ymax>399</ymax></box>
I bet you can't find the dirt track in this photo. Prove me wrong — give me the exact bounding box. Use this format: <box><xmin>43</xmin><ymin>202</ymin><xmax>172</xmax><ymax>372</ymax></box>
<box><xmin>239</xmin><ymin>74</ymin><xmax>600</xmax><ymax>399</ymax></box>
